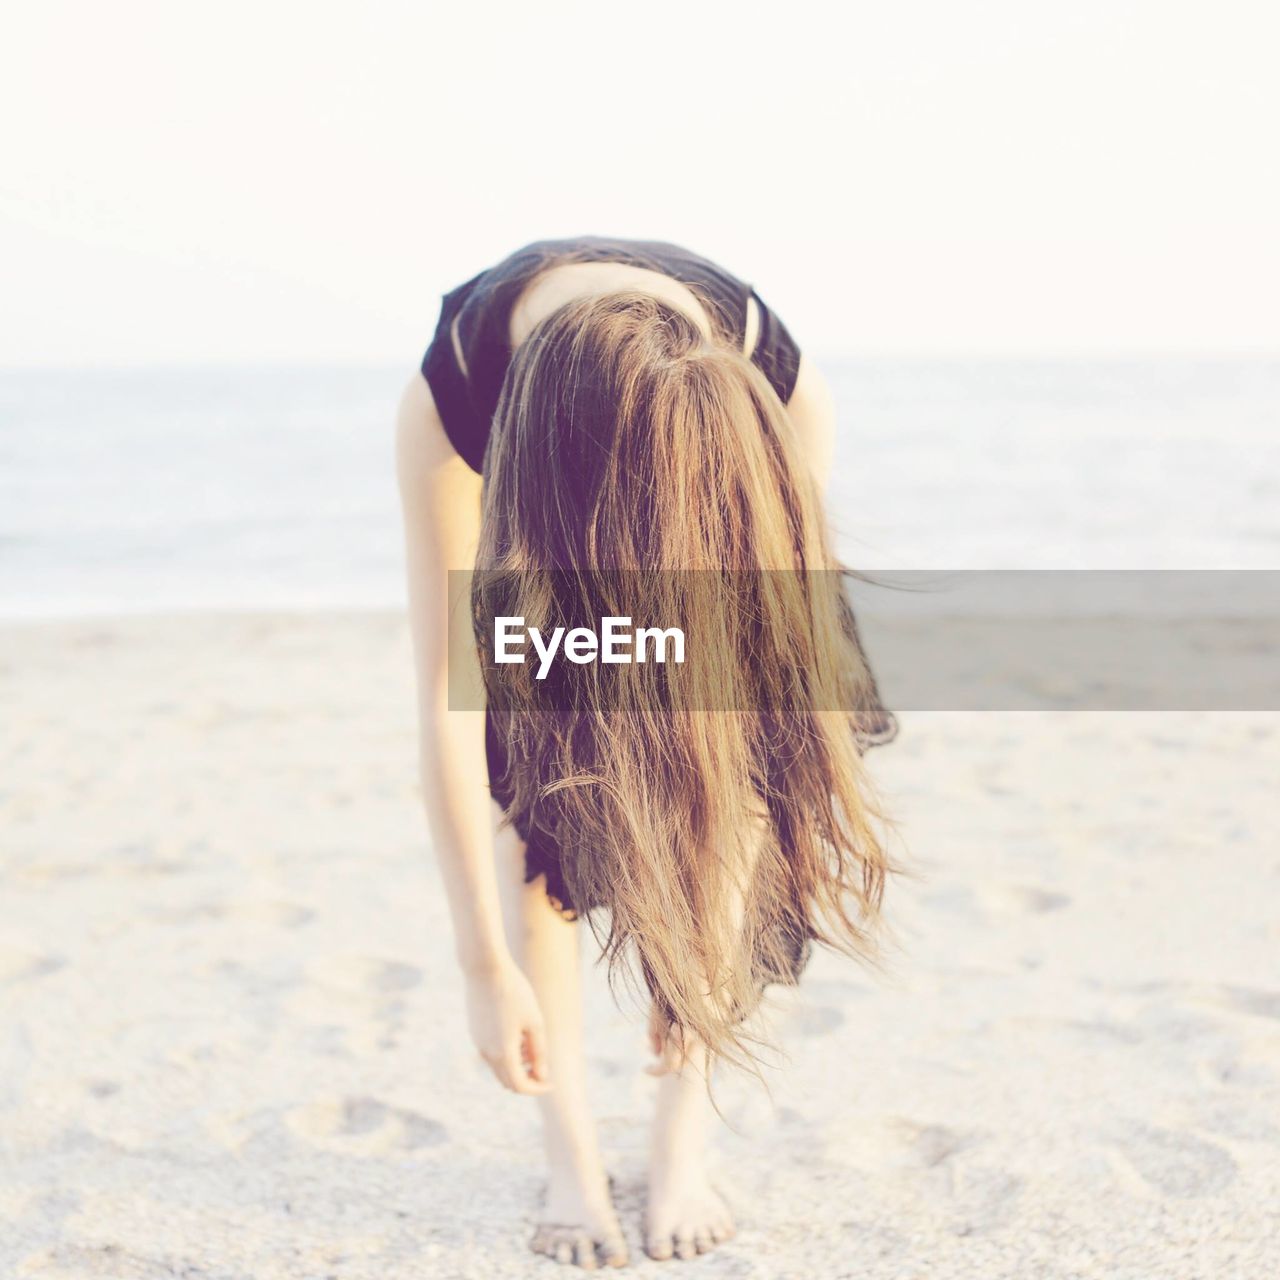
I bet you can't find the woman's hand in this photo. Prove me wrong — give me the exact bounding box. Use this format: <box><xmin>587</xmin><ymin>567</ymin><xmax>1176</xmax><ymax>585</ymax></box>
<box><xmin>464</xmin><ymin>956</ymin><xmax>552</xmax><ymax>1095</ymax></box>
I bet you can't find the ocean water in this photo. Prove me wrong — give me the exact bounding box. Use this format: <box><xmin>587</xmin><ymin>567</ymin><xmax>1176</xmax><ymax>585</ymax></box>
<box><xmin>1</xmin><ymin>361</ymin><xmax>1277</xmax><ymax>620</ymax></box>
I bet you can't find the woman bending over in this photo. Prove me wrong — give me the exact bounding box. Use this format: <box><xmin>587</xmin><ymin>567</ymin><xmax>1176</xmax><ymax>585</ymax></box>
<box><xmin>395</xmin><ymin>238</ymin><xmax>893</xmax><ymax>1268</ymax></box>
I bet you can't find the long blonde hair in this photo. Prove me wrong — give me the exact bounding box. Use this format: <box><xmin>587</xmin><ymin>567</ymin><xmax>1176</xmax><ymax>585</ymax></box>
<box><xmin>474</xmin><ymin>289</ymin><xmax>890</xmax><ymax>1070</ymax></box>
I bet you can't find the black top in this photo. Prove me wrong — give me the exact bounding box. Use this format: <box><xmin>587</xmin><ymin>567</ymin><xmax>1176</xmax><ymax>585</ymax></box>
<box><xmin>420</xmin><ymin>236</ymin><xmax>804</xmax><ymax>473</ymax></box>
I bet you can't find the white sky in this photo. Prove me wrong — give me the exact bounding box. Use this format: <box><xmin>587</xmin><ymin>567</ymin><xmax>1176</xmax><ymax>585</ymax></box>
<box><xmin>3</xmin><ymin>0</ymin><xmax>1278</xmax><ymax>366</ymax></box>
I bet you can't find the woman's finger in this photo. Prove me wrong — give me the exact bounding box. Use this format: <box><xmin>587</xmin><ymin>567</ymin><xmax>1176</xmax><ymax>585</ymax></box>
<box><xmin>524</xmin><ymin>1020</ymin><xmax>552</xmax><ymax>1085</ymax></box>
<box><xmin>504</xmin><ymin>1046</ymin><xmax>551</xmax><ymax>1095</ymax></box>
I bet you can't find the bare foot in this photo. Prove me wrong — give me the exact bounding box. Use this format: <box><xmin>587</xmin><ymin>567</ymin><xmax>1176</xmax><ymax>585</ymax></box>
<box><xmin>645</xmin><ymin>1027</ymin><xmax>736</xmax><ymax>1261</ymax></box>
<box><xmin>644</xmin><ymin>1168</ymin><xmax>735</xmax><ymax>1261</ymax></box>
<box><xmin>532</xmin><ymin>1167</ymin><xmax>628</xmax><ymax>1269</ymax></box>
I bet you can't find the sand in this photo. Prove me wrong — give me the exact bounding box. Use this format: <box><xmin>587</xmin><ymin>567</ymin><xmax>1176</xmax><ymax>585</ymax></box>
<box><xmin>2</xmin><ymin>611</ymin><xmax>1278</xmax><ymax>1279</ymax></box>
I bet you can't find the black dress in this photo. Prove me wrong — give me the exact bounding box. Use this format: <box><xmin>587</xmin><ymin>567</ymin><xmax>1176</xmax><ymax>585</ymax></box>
<box><xmin>421</xmin><ymin>236</ymin><xmax>803</xmax><ymax>474</ymax></box>
<box><xmin>419</xmin><ymin>237</ymin><xmax>895</xmax><ymax>939</ymax></box>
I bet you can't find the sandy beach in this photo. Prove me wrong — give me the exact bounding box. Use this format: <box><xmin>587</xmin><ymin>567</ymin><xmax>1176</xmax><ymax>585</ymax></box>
<box><xmin>2</xmin><ymin>610</ymin><xmax>1278</xmax><ymax>1279</ymax></box>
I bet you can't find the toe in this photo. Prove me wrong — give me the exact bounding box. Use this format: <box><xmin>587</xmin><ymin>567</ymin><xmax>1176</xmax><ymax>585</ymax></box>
<box><xmin>646</xmin><ymin>1234</ymin><xmax>674</xmax><ymax>1261</ymax></box>
<box><xmin>597</xmin><ymin>1236</ymin><xmax>629</xmax><ymax>1269</ymax></box>
<box><xmin>533</xmin><ymin>1222</ymin><xmax>627</xmax><ymax>1269</ymax></box>
<box><xmin>694</xmin><ymin>1230</ymin><xmax>714</xmax><ymax>1254</ymax></box>
<box><xmin>673</xmin><ymin>1230</ymin><xmax>697</xmax><ymax>1260</ymax></box>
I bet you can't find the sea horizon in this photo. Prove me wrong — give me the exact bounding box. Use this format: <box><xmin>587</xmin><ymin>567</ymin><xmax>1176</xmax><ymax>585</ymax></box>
<box><xmin>3</xmin><ymin>358</ymin><xmax>1277</xmax><ymax>621</ymax></box>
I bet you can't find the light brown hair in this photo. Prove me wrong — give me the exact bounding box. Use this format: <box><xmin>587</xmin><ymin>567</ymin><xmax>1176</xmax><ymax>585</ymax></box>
<box><xmin>475</xmin><ymin>289</ymin><xmax>891</xmax><ymax>1070</ymax></box>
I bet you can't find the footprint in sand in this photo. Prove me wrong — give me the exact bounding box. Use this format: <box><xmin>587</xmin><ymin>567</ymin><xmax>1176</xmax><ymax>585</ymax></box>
<box><xmin>287</xmin><ymin>1095</ymin><xmax>447</xmax><ymax>1151</ymax></box>
<box><xmin>976</xmin><ymin>883</ymin><xmax>1072</xmax><ymax>915</ymax></box>
<box><xmin>1061</xmin><ymin>1018</ymin><xmax>1144</xmax><ymax>1046</ymax></box>
<box><xmin>885</xmin><ymin>1121</ymin><xmax>1023</xmax><ymax>1229</ymax></box>
<box><xmin>307</xmin><ymin>954</ymin><xmax>423</xmax><ymax>995</ymax></box>
<box><xmin>949</xmin><ymin>1166</ymin><xmax>1025</xmax><ymax>1233</ymax></box>
<box><xmin>1110</xmin><ymin>1124</ymin><xmax>1237</xmax><ymax>1197</ymax></box>
<box><xmin>1201</xmin><ymin>1052</ymin><xmax>1277</xmax><ymax>1090</ymax></box>
<box><xmin>1198</xmin><ymin>1102</ymin><xmax>1280</xmax><ymax>1145</ymax></box>
<box><xmin>290</xmin><ymin>956</ymin><xmax>423</xmax><ymax>1056</ymax></box>
<box><xmin>1214</xmin><ymin>986</ymin><xmax>1280</xmax><ymax>1021</ymax></box>
<box><xmin>905</xmin><ymin>1122</ymin><xmax>973</xmax><ymax>1168</ymax></box>
<box><xmin>786</xmin><ymin>1003</ymin><xmax>845</xmax><ymax>1036</ymax></box>
<box><xmin>0</xmin><ymin>946</ymin><xmax>64</xmax><ymax>984</ymax></box>
<box><xmin>145</xmin><ymin>899</ymin><xmax>314</xmax><ymax>928</ymax></box>
<box><xmin>21</xmin><ymin>1243</ymin><xmax>197</xmax><ymax>1280</ymax></box>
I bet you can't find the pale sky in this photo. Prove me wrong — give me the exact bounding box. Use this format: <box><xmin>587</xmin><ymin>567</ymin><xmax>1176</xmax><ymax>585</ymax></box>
<box><xmin>3</xmin><ymin>0</ymin><xmax>1278</xmax><ymax>366</ymax></box>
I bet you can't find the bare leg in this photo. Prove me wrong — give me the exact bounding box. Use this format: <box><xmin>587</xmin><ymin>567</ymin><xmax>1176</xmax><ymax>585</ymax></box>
<box><xmin>494</xmin><ymin>817</ymin><xmax>627</xmax><ymax>1269</ymax></box>
<box><xmin>645</xmin><ymin>1035</ymin><xmax>735</xmax><ymax>1260</ymax></box>
<box><xmin>644</xmin><ymin>812</ymin><xmax>766</xmax><ymax>1261</ymax></box>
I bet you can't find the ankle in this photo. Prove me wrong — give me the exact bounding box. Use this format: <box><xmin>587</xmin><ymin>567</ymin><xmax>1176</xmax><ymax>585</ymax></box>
<box><xmin>546</xmin><ymin>1140</ymin><xmax>610</xmax><ymax>1191</ymax></box>
<box><xmin>545</xmin><ymin>1165</ymin><xmax>616</xmax><ymax>1220</ymax></box>
<box><xmin>649</xmin><ymin>1126</ymin><xmax>710</xmax><ymax>1175</ymax></box>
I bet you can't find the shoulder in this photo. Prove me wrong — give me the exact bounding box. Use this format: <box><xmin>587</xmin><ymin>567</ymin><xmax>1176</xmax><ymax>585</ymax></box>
<box><xmin>787</xmin><ymin>355</ymin><xmax>833</xmax><ymax>417</ymax></box>
<box><xmin>781</xmin><ymin>356</ymin><xmax>837</xmax><ymax>488</ymax></box>
<box><xmin>396</xmin><ymin>373</ymin><xmax>475</xmax><ymax>487</ymax></box>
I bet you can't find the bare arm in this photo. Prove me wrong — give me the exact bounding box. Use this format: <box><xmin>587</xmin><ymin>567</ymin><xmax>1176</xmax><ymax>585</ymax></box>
<box><xmin>394</xmin><ymin>373</ymin><xmax>549</xmax><ymax>1093</ymax></box>
<box><xmin>783</xmin><ymin>355</ymin><xmax>837</xmax><ymax>492</ymax></box>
